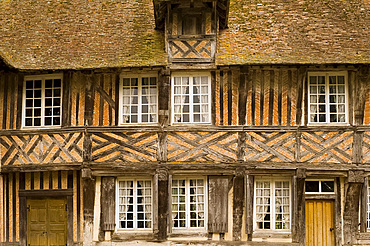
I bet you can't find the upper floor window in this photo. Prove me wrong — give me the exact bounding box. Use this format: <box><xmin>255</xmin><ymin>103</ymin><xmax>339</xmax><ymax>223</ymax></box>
<box><xmin>171</xmin><ymin>177</ymin><xmax>206</xmax><ymax>230</ymax></box>
<box><xmin>254</xmin><ymin>178</ymin><xmax>291</xmax><ymax>231</ymax></box>
<box><xmin>119</xmin><ymin>75</ymin><xmax>158</xmax><ymax>124</ymax></box>
<box><xmin>305</xmin><ymin>180</ymin><xmax>335</xmax><ymax>194</ymax></box>
<box><xmin>171</xmin><ymin>74</ymin><xmax>211</xmax><ymax>124</ymax></box>
<box><xmin>117</xmin><ymin>178</ymin><xmax>152</xmax><ymax>230</ymax></box>
<box><xmin>182</xmin><ymin>14</ymin><xmax>202</xmax><ymax>35</ymax></box>
<box><xmin>308</xmin><ymin>72</ymin><xmax>348</xmax><ymax>124</ymax></box>
<box><xmin>23</xmin><ymin>74</ymin><xmax>62</xmax><ymax>127</ymax></box>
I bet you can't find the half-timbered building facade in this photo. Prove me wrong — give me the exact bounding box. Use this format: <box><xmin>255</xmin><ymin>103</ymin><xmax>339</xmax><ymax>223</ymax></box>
<box><xmin>0</xmin><ymin>0</ymin><xmax>370</xmax><ymax>245</ymax></box>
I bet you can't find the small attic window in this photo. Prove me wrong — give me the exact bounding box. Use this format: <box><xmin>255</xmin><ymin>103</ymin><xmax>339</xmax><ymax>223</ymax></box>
<box><xmin>182</xmin><ymin>14</ymin><xmax>202</xmax><ymax>35</ymax></box>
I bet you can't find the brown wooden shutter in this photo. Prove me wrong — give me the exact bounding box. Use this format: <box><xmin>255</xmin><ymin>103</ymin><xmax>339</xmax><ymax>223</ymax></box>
<box><xmin>101</xmin><ymin>177</ymin><xmax>116</xmax><ymax>231</ymax></box>
<box><xmin>208</xmin><ymin>176</ymin><xmax>229</xmax><ymax>233</ymax></box>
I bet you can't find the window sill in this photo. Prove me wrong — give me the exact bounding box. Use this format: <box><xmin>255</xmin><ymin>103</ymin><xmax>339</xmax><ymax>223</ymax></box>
<box><xmin>253</xmin><ymin>231</ymin><xmax>291</xmax><ymax>239</ymax></box>
<box><xmin>22</xmin><ymin>125</ymin><xmax>61</xmax><ymax>130</ymax></box>
<box><xmin>112</xmin><ymin>231</ymin><xmax>154</xmax><ymax>241</ymax></box>
<box><xmin>307</xmin><ymin>123</ymin><xmax>350</xmax><ymax>127</ymax></box>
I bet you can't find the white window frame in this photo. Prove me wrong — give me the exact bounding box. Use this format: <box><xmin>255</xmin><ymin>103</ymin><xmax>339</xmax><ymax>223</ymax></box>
<box><xmin>22</xmin><ymin>74</ymin><xmax>63</xmax><ymax>128</ymax></box>
<box><xmin>119</xmin><ymin>73</ymin><xmax>158</xmax><ymax>125</ymax></box>
<box><xmin>305</xmin><ymin>179</ymin><xmax>335</xmax><ymax>194</ymax></box>
<box><xmin>116</xmin><ymin>177</ymin><xmax>153</xmax><ymax>232</ymax></box>
<box><xmin>307</xmin><ymin>71</ymin><xmax>348</xmax><ymax>125</ymax></box>
<box><xmin>253</xmin><ymin>177</ymin><xmax>291</xmax><ymax>232</ymax></box>
<box><xmin>171</xmin><ymin>73</ymin><xmax>211</xmax><ymax>124</ymax></box>
<box><xmin>171</xmin><ymin>176</ymin><xmax>207</xmax><ymax>232</ymax></box>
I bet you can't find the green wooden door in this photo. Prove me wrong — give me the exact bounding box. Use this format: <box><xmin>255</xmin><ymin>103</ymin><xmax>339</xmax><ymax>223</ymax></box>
<box><xmin>27</xmin><ymin>199</ymin><xmax>67</xmax><ymax>246</ymax></box>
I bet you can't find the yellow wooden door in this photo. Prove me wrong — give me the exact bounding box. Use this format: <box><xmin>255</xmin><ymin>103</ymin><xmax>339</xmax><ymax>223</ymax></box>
<box><xmin>27</xmin><ymin>199</ymin><xmax>67</xmax><ymax>246</ymax></box>
<box><xmin>305</xmin><ymin>200</ymin><xmax>335</xmax><ymax>246</ymax></box>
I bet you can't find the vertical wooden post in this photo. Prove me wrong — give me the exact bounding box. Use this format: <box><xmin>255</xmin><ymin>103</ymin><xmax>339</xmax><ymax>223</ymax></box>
<box><xmin>335</xmin><ymin>177</ymin><xmax>343</xmax><ymax>246</ymax></box>
<box><xmin>156</xmin><ymin>169</ymin><xmax>168</xmax><ymax>241</ymax></box>
<box><xmin>82</xmin><ymin>168</ymin><xmax>95</xmax><ymax>246</ymax></box>
<box><xmin>343</xmin><ymin>170</ymin><xmax>364</xmax><ymax>245</ymax></box>
<box><xmin>62</xmin><ymin>71</ymin><xmax>71</xmax><ymax>127</ymax></box>
<box><xmin>238</xmin><ymin>66</ymin><xmax>248</xmax><ymax>126</ymax></box>
<box><xmin>293</xmin><ymin>168</ymin><xmax>306</xmax><ymax>245</ymax></box>
<box><xmin>360</xmin><ymin>177</ymin><xmax>368</xmax><ymax>233</ymax></box>
<box><xmin>232</xmin><ymin>168</ymin><xmax>244</xmax><ymax>241</ymax></box>
<box><xmin>245</xmin><ymin>174</ymin><xmax>254</xmax><ymax>241</ymax></box>
<box><xmin>296</xmin><ymin>67</ymin><xmax>307</xmax><ymax>126</ymax></box>
<box><xmin>354</xmin><ymin>66</ymin><xmax>370</xmax><ymax>126</ymax></box>
<box><xmin>353</xmin><ymin>131</ymin><xmax>364</xmax><ymax>164</ymax></box>
<box><xmin>158</xmin><ymin>68</ymin><xmax>170</xmax><ymax>127</ymax></box>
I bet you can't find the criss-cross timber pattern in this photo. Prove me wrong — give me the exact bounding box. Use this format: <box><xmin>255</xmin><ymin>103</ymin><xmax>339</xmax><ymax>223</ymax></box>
<box><xmin>363</xmin><ymin>132</ymin><xmax>370</xmax><ymax>163</ymax></box>
<box><xmin>167</xmin><ymin>132</ymin><xmax>237</xmax><ymax>162</ymax></box>
<box><xmin>0</xmin><ymin>133</ymin><xmax>83</xmax><ymax>165</ymax></box>
<box><xmin>300</xmin><ymin>131</ymin><xmax>353</xmax><ymax>163</ymax></box>
<box><xmin>170</xmin><ymin>40</ymin><xmax>212</xmax><ymax>60</ymax></box>
<box><xmin>244</xmin><ymin>132</ymin><xmax>296</xmax><ymax>162</ymax></box>
<box><xmin>92</xmin><ymin>132</ymin><xmax>158</xmax><ymax>162</ymax></box>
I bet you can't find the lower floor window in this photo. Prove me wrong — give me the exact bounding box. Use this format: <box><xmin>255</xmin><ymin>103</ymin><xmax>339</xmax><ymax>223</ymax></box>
<box><xmin>172</xmin><ymin>177</ymin><xmax>206</xmax><ymax>229</ymax></box>
<box><xmin>254</xmin><ymin>178</ymin><xmax>291</xmax><ymax>230</ymax></box>
<box><xmin>118</xmin><ymin>179</ymin><xmax>152</xmax><ymax>230</ymax></box>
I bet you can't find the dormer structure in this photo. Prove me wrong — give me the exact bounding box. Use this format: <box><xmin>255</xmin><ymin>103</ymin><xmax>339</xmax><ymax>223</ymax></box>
<box><xmin>153</xmin><ymin>0</ymin><xmax>229</xmax><ymax>63</ymax></box>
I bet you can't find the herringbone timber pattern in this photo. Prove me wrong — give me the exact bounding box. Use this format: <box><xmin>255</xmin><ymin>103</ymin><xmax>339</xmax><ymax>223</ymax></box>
<box><xmin>91</xmin><ymin>132</ymin><xmax>157</xmax><ymax>162</ymax></box>
<box><xmin>0</xmin><ymin>133</ymin><xmax>83</xmax><ymax>165</ymax></box>
<box><xmin>244</xmin><ymin>132</ymin><xmax>295</xmax><ymax>162</ymax></box>
<box><xmin>363</xmin><ymin>132</ymin><xmax>370</xmax><ymax>163</ymax></box>
<box><xmin>167</xmin><ymin>132</ymin><xmax>237</xmax><ymax>162</ymax></box>
<box><xmin>300</xmin><ymin>131</ymin><xmax>353</xmax><ymax>163</ymax></box>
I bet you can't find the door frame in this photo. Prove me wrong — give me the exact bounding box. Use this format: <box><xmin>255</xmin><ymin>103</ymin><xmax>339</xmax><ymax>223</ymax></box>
<box><xmin>19</xmin><ymin>189</ymin><xmax>73</xmax><ymax>246</ymax></box>
<box><xmin>304</xmin><ymin>177</ymin><xmax>342</xmax><ymax>246</ymax></box>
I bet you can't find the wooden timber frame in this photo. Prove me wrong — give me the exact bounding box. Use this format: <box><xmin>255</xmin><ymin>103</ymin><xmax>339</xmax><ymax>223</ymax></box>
<box><xmin>0</xmin><ymin>65</ymin><xmax>369</xmax><ymax>245</ymax></box>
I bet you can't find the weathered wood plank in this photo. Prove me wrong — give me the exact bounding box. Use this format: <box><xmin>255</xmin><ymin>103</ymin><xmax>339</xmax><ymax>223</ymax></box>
<box><xmin>101</xmin><ymin>177</ymin><xmax>115</xmax><ymax>231</ymax></box>
<box><xmin>208</xmin><ymin>176</ymin><xmax>229</xmax><ymax>234</ymax></box>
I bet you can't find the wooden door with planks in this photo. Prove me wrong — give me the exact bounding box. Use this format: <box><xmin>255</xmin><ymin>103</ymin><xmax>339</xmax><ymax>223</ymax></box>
<box><xmin>305</xmin><ymin>200</ymin><xmax>335</xmax><ymax>246</ymax></box>
<box><xmin>27</xmin><ymin>199</ymin><xmax>67</xmax><ymax>246</ymax></box>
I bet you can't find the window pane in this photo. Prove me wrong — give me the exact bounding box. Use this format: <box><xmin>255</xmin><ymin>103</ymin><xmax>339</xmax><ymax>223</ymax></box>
<box><xmin>305</xmin><ymin>181</ymin><xmax>319</xmax><ymax>192</ymax></box>
<box><xmin>321</xmin><ymin>181</ymin><xmax>334</xmax><ymax>192</ymax></box>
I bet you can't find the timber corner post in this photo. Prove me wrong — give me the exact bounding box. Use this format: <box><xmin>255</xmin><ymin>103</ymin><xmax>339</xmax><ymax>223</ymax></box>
<box><xmin>233</xmin><ymin>167</ymin><xmax>245</xmax><ymax>241</ymax></box>
<box><xmin>293</xmin><ymin>168</ymin><xmax>306</xmax><ymax>246</ymax></box>
<box><xmin>156</xmin><ymin>168</ymin><xmax>169</xmax><ymax>241</ymax></box>
<box><xmin>82</xmin><ymin>168</ymin><xmax>96</xmax><ymax>245</ymax></box>
<box><xmin>344</xmin><ymin>170</ymin><xmax>365</xmax><ymax>245</ymax></box>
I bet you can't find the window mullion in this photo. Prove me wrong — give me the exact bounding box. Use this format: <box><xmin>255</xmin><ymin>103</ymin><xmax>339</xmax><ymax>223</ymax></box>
<box><xmin>189</xmin><ymin>77</ymin><xmax>193</xmax><ymax>123</ymax></box>
<box><xmin>271</xmin><ymin>182</ymin><xmax>275</xmax><ymax>230</ymax></box>
<box><xmin>41</xmin><ymin>79</ymin><xmax>45</xmax><ymax>127</ymax></box>
<box><xmin>138</xmin><ymin>77</ymin><xmax>142</xmax><ymax>124</ymax></box>
<box><xmin>133</xmin><ymin>180</ymin><xmax>137</xmax><ymax>229</ymax></box>
<box><xmin>325</xmin><ymin>74</ymin><xmax>329</xmax><ymax>123</ymax></box>
<box><xmin>186</xmin><ymin>179</ymin><xmax>189</xmax><ymax>228</ymax></box>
